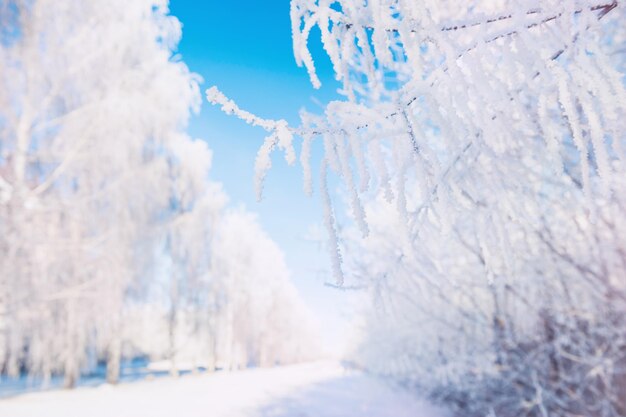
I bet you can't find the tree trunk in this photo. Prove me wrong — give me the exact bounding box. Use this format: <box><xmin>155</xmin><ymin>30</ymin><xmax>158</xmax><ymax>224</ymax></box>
<box><xmin>106</xmin><ymin>336</ymin><xmax>121</xmax><ymax>384</ymax></box>
<box><xmin>206</xmin><ymin>316</ymin><xmax>217</xmax><ymax>372</ymax></box>
<box><xmin>168</xmin><ymin>279</ymin><xmax>179</xmax><ymax>378</ymax></box>
<box><xmin>63</xmin><ymin>300</ymin><xmax>79</xmax><ymax>389</ymax></box>
<box><xmin>63</xmin><ymin>370</ymin><xmax>77</xmax><ymax>389</ymax></box>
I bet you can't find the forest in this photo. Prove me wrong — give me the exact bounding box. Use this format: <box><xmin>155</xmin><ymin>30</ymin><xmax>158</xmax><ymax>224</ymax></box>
<box><xmin>1</xmin><ymin>1</ymin><xmax>625</xmax><ymax>417</ymax></box>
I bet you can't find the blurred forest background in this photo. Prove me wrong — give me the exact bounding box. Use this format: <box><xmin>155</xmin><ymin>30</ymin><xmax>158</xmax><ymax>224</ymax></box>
<box><xmin>1</xmin><ymin>1</ymin><xmax>626</xmax><ymax>417</ymax></box>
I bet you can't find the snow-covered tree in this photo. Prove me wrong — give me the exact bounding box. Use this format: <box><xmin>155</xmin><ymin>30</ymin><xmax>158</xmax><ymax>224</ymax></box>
<box><xmin>345</xmin><ymin>168</ymin><xmax>626</xmax><ymax>416</ymax></box>
<box><xmin>209</xmin><ymin>210</ymin><xmax>320</xmax><ymax>370</ymax></box>
<box><xmin>1</xmin><ymin>0</ymin><xmax>322</xmax><ymax>388</ymax></box>
<box><xmin>0</xmin><ymin>0</ymin><xmax>203</xmax><ymax>386</ymax></box>
<box><xmin>208</xmin><ymin>1</ymin><xmax>626</xmax><ymax>415</ymax></box>
<box><xmin>209</xmin><ymin>0</ymin><xmax>624</xmax><ymax>283</ymax></box>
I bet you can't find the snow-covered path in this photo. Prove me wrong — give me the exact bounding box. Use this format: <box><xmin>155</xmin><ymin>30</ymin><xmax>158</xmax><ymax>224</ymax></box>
<box><xmin>0</xmin><ymin>362</ymin><xmax>444</xmax><ymax>417</ymax></box>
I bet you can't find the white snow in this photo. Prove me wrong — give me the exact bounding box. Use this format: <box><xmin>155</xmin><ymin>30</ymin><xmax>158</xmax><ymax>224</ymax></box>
<box><xmin>0</xmin><ymin>362</ymin><xmax>445</xmax><ymax>417</ymax></box>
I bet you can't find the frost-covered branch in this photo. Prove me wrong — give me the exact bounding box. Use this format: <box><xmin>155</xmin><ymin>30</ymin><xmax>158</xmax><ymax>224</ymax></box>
<box><xmin>207</xmin><ymin>1</ymin><xmax>626</xmax><ymax>415</ymax></box>
<box><xmin>341</xmin><ymin>2</ymin><xmax>618</xmax><ymax>33</ymax></box>
<box><xmin>206</xmin><ymin>86</ymin><xmax>296</xmax><ymax>200</ymax></box>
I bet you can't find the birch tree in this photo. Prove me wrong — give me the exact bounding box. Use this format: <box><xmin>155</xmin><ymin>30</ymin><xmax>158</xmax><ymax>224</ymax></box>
<box><xmin>1</xmin><ymin>0</ymin><xmax>322</xmax><ymax>388</ymax></box>
<box><xmin>0</xmin><ymin>0</ymin><xmax>202</xmax><ymax>386</ymax></box>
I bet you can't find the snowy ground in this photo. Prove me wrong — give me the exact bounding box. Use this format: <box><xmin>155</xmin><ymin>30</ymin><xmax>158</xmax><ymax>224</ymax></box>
<box><xmin>0</xmin><ymin>362</ymin><xmax>445</xmax><ymax>417</ymax></box>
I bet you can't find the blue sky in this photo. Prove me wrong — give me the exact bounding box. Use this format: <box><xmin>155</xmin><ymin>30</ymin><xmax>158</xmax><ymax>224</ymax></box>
<box><xmin>168</xmin><ymin>0</ymin><xmax>356</xmax><ymax>353</ymax></box>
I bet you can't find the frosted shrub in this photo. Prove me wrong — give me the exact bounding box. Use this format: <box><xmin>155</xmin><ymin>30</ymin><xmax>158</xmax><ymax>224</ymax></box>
<box><xmin>208</xmin><ymin>1</ymin><xmax>626</xmax><ymax>415</ymax></box>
